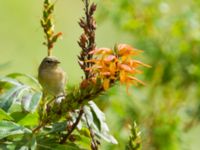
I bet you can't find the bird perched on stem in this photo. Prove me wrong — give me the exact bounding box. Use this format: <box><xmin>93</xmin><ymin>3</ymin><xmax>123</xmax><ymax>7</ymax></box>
<box><xmin>38</xmin><ymin>56</ymin><xmax>66</xmax><ymax>98</ymax></box>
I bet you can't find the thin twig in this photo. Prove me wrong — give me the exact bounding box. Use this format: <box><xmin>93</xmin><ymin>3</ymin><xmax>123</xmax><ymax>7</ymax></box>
<box><xmin>32</xmin><ymin>122</ymin><xmax>47</xmax><ymax>134</ymax></box>
<box><xmin>60</xmin><ymin>108</ymin><xmax>84</xmax><ymax>144</ymax></box>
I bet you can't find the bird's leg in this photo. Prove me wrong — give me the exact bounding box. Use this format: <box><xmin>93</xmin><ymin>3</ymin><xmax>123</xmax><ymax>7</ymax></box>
<box><xmin>55</xmin><ymin>94</ymin><xmax>66</xmax><ymax>104</ymax></box>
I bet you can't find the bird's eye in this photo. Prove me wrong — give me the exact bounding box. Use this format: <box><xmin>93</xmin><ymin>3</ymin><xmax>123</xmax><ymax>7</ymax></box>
<box><xmin>46</xmin><ymin>60</ymin><xmax>51</xmax><ymax>64</ymax></box>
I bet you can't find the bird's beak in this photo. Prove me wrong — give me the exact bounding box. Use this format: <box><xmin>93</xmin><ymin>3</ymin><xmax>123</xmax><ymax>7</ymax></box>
<box><xmin>55</xmin><ymin>60</ymin><xmax>61</xmax><ymax>64</ymax></box>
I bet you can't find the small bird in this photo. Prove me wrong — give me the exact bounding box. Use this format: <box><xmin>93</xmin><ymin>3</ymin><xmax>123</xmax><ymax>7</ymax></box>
<box><xmin>38</xmin><ymin>56</ymin><xmax>66</xmax><ymax>97</ymax></box>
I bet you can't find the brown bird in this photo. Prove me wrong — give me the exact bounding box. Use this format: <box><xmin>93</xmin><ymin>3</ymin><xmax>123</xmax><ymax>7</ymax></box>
<box><xmin>38</xmin><ymin>56</ymin><xmax>66</xmax><ymax>97</ymax></box>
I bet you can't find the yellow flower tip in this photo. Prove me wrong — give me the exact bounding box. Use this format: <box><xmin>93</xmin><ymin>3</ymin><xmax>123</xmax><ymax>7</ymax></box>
<box><xmin>89</xmin><ymin>48</ymin><xmax>112</xmax><ymax>55</ymax></box>
<box><xmin>119</xmin><ymin>64</ymin><xmax>132</xmax><ymax>72</ymax></box>
<box><xmin>126</xmin><ymin>84</ymin><xmax>131</xmax><ymax>95</ymax></box>
<box><xmin>132</xmin><ymin>60</ymin><xmax>152</xmax><ymax>68</ymax></box>
<box><xmin>103</xmin><ymin>79</ymin><xmax>110</xmax><ymax>90</ymax></box>
<box><xmin>144</xmin><ymin>64</ymin><xmax>152</xmax><ymax>68</ymax></box>
<box><xmin>117</xmin><ymin>44</ymin><xmax>143</xmax><ymax>57</ymax></box>
<box><xmin>118</xmin><ymin>44</ymin><xmax>134</xmax><ymax>51</ymax></box>
<box><xmin>104</xmin><ymin>55</ymin><xmax>116</xmax><ymax>62</ymax></box>
<box><xmin>134</xmin><ymin>69</ymin><xmax>143</xmax><ymax>74</ymax></box>
<box><xmin>101</xmin><ymin>72</ymin><xmax>111</xmax><ymax>76</ymax></box>
<box><xmin>85</xmin><ymin>59</ymin><xmax>97</xmax><ymax>63</ymax></box>
<box><xmin>128</xmin><ymin>76</ymin><xmax>146</xmax><ymax>86</ymax></box>
<box><xmin>130</xmin><ymin>49</ymin><xmax>143</xmax><ymax>56</ymax></box>
<box><xmin>85</xmin><ymin>67</ymin><xmax>92</xmax><ymax>71</ymax></box>
<box><xmin>89</xmin><ymin>50</ymin><xmax>96</xmax><ymax>54</ymax></box>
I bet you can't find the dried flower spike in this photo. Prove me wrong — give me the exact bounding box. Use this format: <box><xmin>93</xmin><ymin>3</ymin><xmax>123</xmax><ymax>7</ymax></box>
<box><xmin>78</xmin><ymin>0</ymin><xmax>97</xmax><ymax>79</ymax></box>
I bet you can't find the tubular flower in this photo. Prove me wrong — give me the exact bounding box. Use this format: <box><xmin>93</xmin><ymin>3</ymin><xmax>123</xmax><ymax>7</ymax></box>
<box><xmin>86</xmin><ymin>44</ymin><xmax>151</xmax><ymax>91</ymax></box>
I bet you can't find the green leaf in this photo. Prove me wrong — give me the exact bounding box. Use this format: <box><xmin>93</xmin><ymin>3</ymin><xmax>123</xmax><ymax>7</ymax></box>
<box><xmin>22</xmin><ymin>92</ymin><xmax>42</xmax><ymax>113</ymax></box>
<box><xmin>49</xmin><ymin>121</ymin><xmax>67</xmax><ymax>133</ymax></box>
<box><xmin>30</xmin><ymin>136</ymin><xmax>37</xmax><ymax>150</ymax></box>
<box><xmin>10</xmin><ymin>111</ymin><xmax>39</xmax><ymax>127</ymax></box>
<box><xmin>88</xmin><ymin>101</ymin><xmax>105</xmax><ymax>131</ymax></box>
<box><xmin>17</xmin><ymin>112</ymin><xmax>39</xmax><ymax>127</ymax></box>
<box><xmin>0</xmin><ymin>120</ymin><xmax>31</xmax><ymax>139</ymax></box>
<box><xmin>83</xmin><ymin>105</ymin><xmax>95</xmax><ymax>127</ymax></box>
<box><xmin>37</xmin><ymin>138</ymin><xmax>81</xmax><ymax>150</ymax></box>
<box><xmin>10</xmin><ymin>111</ymin><xmax>28</xmax><ymax>122</ymax></box>
<box><xmin>7</xmin><ymin>73</ymin><xmax>41</xmax><ymax>89</ymax></box>
<box><xmin>50</xmin><ymin>144</ymin><xmax>81</xmax><ymax>150</ymax></box>
<box><xmin>0</xmin><ymin>74</ymin><xmax>41</xmax><ymax>113</ymax></box>
<box><xmin>75</xmin><ymin>134</ymin><xmax>91</xmax><ymax>150</ymax></box>
<box><xmin>0</xmin><ymin>144</ymin><xmax>8</xmax><ymax>149</ymax></box>
<box><xmin>0</xmin><ymin>85</ymin><xmax>25</xmax><ymax>112</ymax></box>
<box><xmin>95</xmin><ymin>129</ymin><xmax>118</xmax><ymax>145</ymax></box>
<box><xmin>14</xmin><ymin>134</ymin><xmax>37</xmax><ymax>150</ymax></box>
<box><xmin>19</xmin><ymin>146</ymin><xmax>29</xmax><ymax>150</ymax></box>
<box><xmin>0</xmin><ymin>76</ymin><xmax>21</xmax><ymax>86</ymax></box>
<box><xmin>90</xmin><ymin>106</ymin><xmax>101</xmax><ymax>131</ymax></box>
<box><xmin>0</xmin><ymin>108</ymin><xmax>13</xmax><ymax>121</ymax></box>
<box><xmin>87</xmin><ymin>101</ymin><xmax>118</xmax><ymax>144</ymax></box>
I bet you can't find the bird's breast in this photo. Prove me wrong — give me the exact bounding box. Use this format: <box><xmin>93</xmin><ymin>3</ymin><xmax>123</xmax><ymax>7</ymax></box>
<box><xmin>38</xmin><ymin>67</ymin><xmax>66</xmax><ymax>96</ymax></box>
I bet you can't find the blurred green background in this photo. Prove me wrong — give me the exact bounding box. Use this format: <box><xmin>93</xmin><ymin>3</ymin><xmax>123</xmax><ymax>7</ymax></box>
<box><xmin>0</xmin><ymin>0</ymin><xmax>200</xmax><ymax>150</ymax></box>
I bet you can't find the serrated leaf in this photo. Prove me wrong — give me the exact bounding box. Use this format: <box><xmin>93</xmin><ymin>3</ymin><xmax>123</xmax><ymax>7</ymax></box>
<box><xmin>0</xmin><ymin>120</ymin><xmax>31</xmax><ymax>139</ymax></box>
<box><xmin>22</xmin><ymin>92</ymin><xmax>42</xmax><ymax>112</ymax></box>
<box><xmin>0</xmin><ymin>108</ymin><xmax>13</xmax><ymax>121</ymax></box>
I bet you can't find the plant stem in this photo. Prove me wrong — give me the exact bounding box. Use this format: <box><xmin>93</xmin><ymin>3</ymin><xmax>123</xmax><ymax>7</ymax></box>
<box><xmin>32</xmin><ymin>122</ymin><xmax>47</xmax><ymax>134</ymax></box>
<box><xmin>60</xmin><ymin>108</ymin><xmax>84</xmax><ymax>144</ymax></box>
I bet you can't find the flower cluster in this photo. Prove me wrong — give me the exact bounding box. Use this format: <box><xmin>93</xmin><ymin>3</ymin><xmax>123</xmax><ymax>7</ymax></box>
<box><xmin>87</xmin><ymin>44</ymin><xmax>151</xmax><ymax>91</ymax></box>
<box><xmin>41</xmin><ymin>0</ymin><xmax>62</xmax><ymax>56</ymax></box>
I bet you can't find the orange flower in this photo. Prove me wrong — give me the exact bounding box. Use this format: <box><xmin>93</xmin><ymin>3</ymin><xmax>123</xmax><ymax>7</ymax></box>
<box><xmin>87</xmin><ymin>44</ymin><xmax>150</xmax><ymax>91</ymax></box>
<box><xmin>118</xmin><ymin>44</ymin><xmax>142</xmax><ymax>56</ymax></box>
<box><xmin>89</xmin><ymin>48</ymin><xmax>112</xmax><ymax>55</ymax></box>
